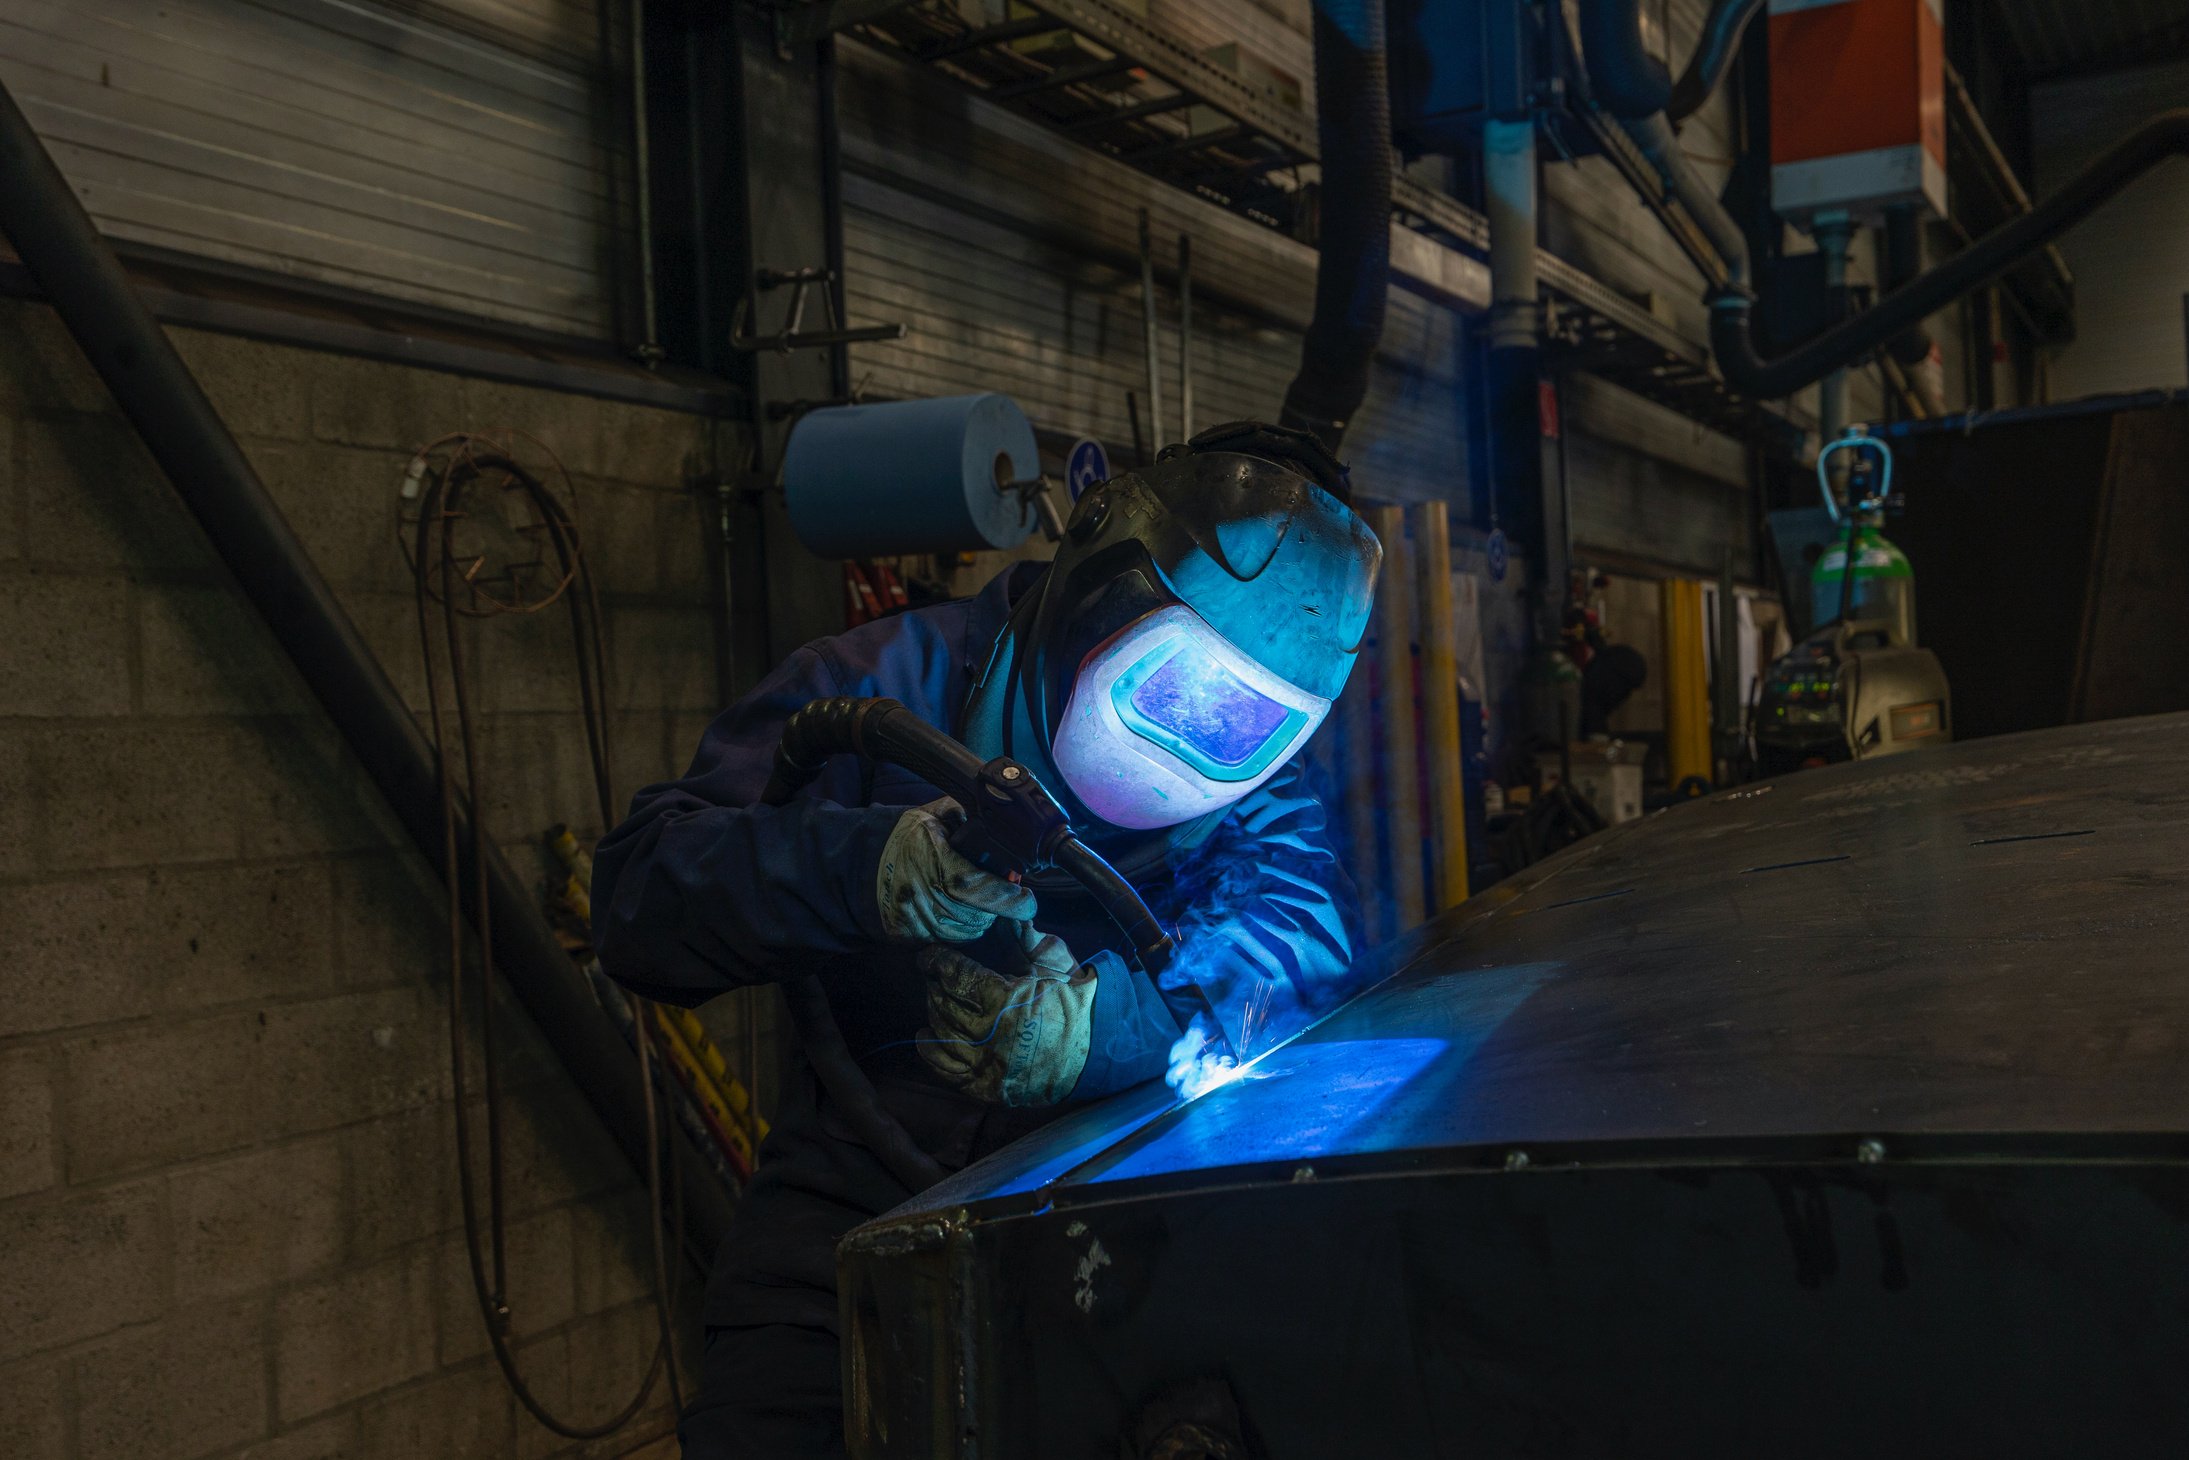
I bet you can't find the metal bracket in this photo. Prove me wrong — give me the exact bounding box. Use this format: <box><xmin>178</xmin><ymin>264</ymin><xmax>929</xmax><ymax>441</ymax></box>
<box><xmin>728</xmin><ymin>265</ymin><xmax>906</xmax><ymax>355</ymax></box>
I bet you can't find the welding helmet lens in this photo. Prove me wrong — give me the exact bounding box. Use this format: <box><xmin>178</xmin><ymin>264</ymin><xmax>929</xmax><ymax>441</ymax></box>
<box><xmin>1053</xmin><ymin>604</ymin><xmax>1330</xmax><ymax>830</ymax></box>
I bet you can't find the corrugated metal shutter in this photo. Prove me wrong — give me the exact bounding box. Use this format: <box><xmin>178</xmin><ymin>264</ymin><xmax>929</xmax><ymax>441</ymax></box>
<box><xmin>836</xmin><ymin>37</ymin><xmax>1469</xmax><ymax>505</ymax></box>
<box><xmin>2034</xmin><ymin>57</ymin><xmax>2189</xmax><ymax>399</ymax></box>
<box><xmin>0</xmin><ymin>0</ymin><xmax>632</xmax><ymax>339</ymax></box>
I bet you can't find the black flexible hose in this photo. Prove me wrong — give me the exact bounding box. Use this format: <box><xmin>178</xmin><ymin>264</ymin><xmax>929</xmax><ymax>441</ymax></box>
<box><xmin>1280</xmin><ymin>0</ymin><xmax>1390</xmax><ymax>453</ymax></box>
<box><xmin>1711</xmin><ymin>110</ymin><xmax>2189</xmax><ymax>399</ymax></box>
<box><xmin>1576</xmin><ymin>0</ymin><xmax>1671</xmax><ymax>119</ymax></box>
<box><xmin>1667</xmin><ymin>0</ymin><xmax>1764</xmax><ymax>122</ymax></box>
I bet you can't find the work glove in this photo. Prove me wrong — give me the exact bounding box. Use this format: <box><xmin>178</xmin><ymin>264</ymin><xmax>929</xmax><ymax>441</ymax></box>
<box><xmin>876</xmin><ymin>799</ymin><xmax>1036</xmax><ymax>943</ymax></box>
<box><xmin>916</xmin><ymin>923</ymin><xmax>1095</xmax><ymax>1106</ymax></box>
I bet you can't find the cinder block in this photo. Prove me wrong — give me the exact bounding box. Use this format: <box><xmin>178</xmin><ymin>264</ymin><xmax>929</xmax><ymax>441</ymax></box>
<box><xmin>0</xmin><ymin>298</ymin><xmax>115</xmax><ymax>415</ymax></box>
<box><xmin>595</xmin><ymin>401</ymin><xmax>711</xmax><ymax>490</ymax></box>
<box><xmin>434</xmin><ymin>1205</ymin><xmax>575</xmax><ymax>1365</ymax></box>
<box><xmin>572</xmin><ymin>478</ymin><xmax>671</xmax><ymax>601</ymax></box>
<box><xmin>138</xmin><ymin>581</ymin><xmax>314</xmax><ymax>717</ymax></box>
<box><xmin>1</xmin><ymin>415</ymin><xmax>20</xmax><ymax>565</ymax></box>
<box><xmin>329</xmin><ymin>851</ymin><xmax>443</xmax><ymax>993</ymax></box>
<box><xmin>336</xmin><ymin>590</ymin><xmax>435</xmax><ymax>714</ymax></box>
<box><xmin>250</xmin><ymin>440</ymin><xmax>419</xmax><ymax>594</ymax></box>
<box><xmin>72</xmin><ymin>1295</ymin><xmax>272</xmax><ymax>1460</ymax></box>
<box><xmin>653</xmin><ymin>486</ymin><xmax>722</xmax><ymax>608</ymax></box>
<box><xmin>0</xmin><ymin>1356</ymin><xmax>67</xmax><ymax>1460</ymax></box>
<box><xmin>0</xmin><ymin>862</ymin><xmax>336</xmax><ymax>1037</ymax></box>
<box><xmin>559</xmin><ymin>1301</ymin><xmax>682</xmax><ymax>1443</ymax></box>
<box><xmin>170</xmin><ymin>1136</ymin><xmax>345</xmax><ymax>1301</ymax></box>
<box><xmin>0</xmin><ymin>1180</ymin><xmax>167</xmax><ymax>1363</ymax></box>
<box><xmin>0</xmin><ymin>569</ymin><xmax>133</xmax><ymax>715</ymax></box>
<box><xmin>173</xmin><ymin>330</ymin><xmax>312</xmax><ymax>443</ymax></box>
<box><xmin>272</xmin><ymin>1245</ymin><xmax>439</xmax><ymax>1421</ymax></box>
<box><xmin>309</xmin><ymin>355</ymin><xmax>458</xmax><ymax>453</ymax></box>
<box><xmin>339</xmin><ymin>1102</ymin><xmax>460</xmax><ymax>1261</ymax></box>
<box><xmin>347</xmin><ymin>1360</ymin><xmax>515</xmax><ymax>1460</ymax></box>
<box><xmin>0</xmin><ymin>1046</ymin><xmax>58</xmax><ymax>1200</ymax></box>
<box><xmin>226</xmin><ymin>1411</ymin><xmax>360</xmax><ymax>1460</ymax></box>
<box><xmin>568</xmin><ymin>1187</ymin><xmax>654</xmax><ymax>1317</ymax></box>
<box><xmin>455</xmin><ymin>378</ymin><xmax>605</xmax><ymax>482</ymax></box>
<box><xmin>458</xmin><ymin>599</ymin><xmax>594</xmax><ymax>717</ymax></box>
<box><xmin>470</xmin><ymin>710</ymin><xmax>614</xmax><ymax>847</ymax></box>
<box><xmin>64</xmin><ymin>987</ymin><xmax>439</xmax><ymax>1180</ymax></box>
<box><xmin>607</xmin><ymin>604</ymin><xmax>719</xmax><ymax>714</ymax></box>
<box><xmin>499</xmin><ymin>1079</ymin><xmax>629</xmax><ymax>1211</ymax></box>
<box><xmin>19</xmin><ymin>414</ymin><xmax>217</xmax><ymax>575</ymax></box>
<box><xmin>0</xmin><ymin>720</ymin><xmax>392</xmax><ymax>879</ymax></box>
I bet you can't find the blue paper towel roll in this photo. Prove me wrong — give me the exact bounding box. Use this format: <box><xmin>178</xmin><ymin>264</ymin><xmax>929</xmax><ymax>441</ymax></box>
<box><xmin>782</xmin><ymin>394</ymin><xmax>1042</xmax><ymax>558</ymax></box>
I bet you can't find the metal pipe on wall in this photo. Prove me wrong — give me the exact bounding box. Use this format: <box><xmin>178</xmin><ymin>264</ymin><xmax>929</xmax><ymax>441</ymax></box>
<box><xmin>1139</xmin><ymin>207</ymin><xmax>1165</xmax><ymax>446</ymax></box>
<box><xmin>1177</xmin><ymin>232</ymin><xmax>1194</xmax><ymax>441</ymax></box>
<box><xmin>1660</xmin><ymin>578</ymin><xmax>1713</xmax><ymax>788</ymax></box>
<box><xmin>0</xmin><ymin>77</ymin><xmax>736</xmax><ymax>1258</ymax></box>
<box><xmin>1411</xmin><ymin>500</ymin><xmax>1470</xmax><ymax>912</ymax></box>
<box><xmin>1367</xmin><ymin>504</ymin><xmax>1428</xmax><ymax>932</ymax></box>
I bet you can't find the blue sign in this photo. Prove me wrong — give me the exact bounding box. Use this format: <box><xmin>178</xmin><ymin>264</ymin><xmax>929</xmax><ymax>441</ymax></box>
<box><xmin>1065</xmin><ymin>438</ymin><xmax>1110</xmax><ymax>501</ymax></box>
<box><xmin>1486</xmin><ymin>527</ymin><xmax>1509</xmax><ymax>583</ymax></box>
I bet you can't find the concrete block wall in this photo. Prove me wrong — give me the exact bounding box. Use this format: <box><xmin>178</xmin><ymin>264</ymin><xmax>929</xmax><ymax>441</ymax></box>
<box><xmin>0</xmin><ymin>295</ymin><xmax>760</xmax><ymax>1459</ymax></box>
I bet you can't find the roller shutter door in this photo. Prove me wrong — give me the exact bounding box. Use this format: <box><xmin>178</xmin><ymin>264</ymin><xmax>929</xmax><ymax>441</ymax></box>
<box><xmin>0</xmin><ymin>0</ymin><xmax>634</xmax><ymax>339</ymax></box>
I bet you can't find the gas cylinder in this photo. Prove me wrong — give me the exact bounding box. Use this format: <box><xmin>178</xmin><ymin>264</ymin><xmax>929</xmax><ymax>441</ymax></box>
<box><xmin>1808</xmin><ymin>429</ymin><xmax>1916</xmax><ymax>643</ymax></box>
<box><xmin>1812</xmin><ymin>517</ymin><xmax>1916</xmax><ymax>642</ymax></box>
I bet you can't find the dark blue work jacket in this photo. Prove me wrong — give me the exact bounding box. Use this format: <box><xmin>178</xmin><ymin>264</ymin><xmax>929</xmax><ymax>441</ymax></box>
<box><xmin>592</xmin><ymin>564</ymin><xmax>1363</xmax><ymax>1330</ymax></box>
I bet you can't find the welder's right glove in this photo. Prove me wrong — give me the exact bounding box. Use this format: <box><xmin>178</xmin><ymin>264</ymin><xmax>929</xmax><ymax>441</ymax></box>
<box><xmin>876</xmin><ymin>798</ymin><xmax>1036</xmax><ymax>944</ymax></box>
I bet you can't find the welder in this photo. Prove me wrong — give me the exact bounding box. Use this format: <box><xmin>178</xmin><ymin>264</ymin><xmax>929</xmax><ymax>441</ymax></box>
<box><xmin>591</xmin><ymin>420</ymin><xmax>1382</xmax><ymax>1457</ymax></box>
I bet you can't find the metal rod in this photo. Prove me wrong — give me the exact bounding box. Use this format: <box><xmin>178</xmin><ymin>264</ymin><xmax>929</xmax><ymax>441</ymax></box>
<box><xmin>1139</xmin><ymin>207</ymin><xmax>1165</xmax><ymax>447</ymax></box>
<box><xmin>1177</xmin><ymin>231</ymin><xmax>1194</xmax><ymax>441</ymax></box>
<box><xmin>0</xmin><ymin>75</ymin><xmax>735</xmax><ymax>1259</ymax></box>
<box><xmin>1411</xmin><ymin>500</ymin><xmax>1469</xmax><ymax>912</ymax></box>
<box><xmin>1339</xmin><ymin>660</ymin><xmax>1384</xmax><ymax>945</ymax></box>
<box><xmin>630</xmin><ymin>0</ymin><xmax>661</xmax><ymax>364</ymax></box>
<box><xmin>1366</xmin><ymin>504</ymin><xmax>1428</xmax><ymax>932</ymax></box>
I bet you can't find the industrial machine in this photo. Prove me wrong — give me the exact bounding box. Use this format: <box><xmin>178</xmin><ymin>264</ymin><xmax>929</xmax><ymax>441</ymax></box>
<box><xmin>1755</xmin><ymin>430</ymin><xmax>1948</xmax><ymax>773</ymax></box>
<box><xmin>840</xmin><ymin>710</ymin><xmax>2189</xmax><ymax>1457</ymax></box>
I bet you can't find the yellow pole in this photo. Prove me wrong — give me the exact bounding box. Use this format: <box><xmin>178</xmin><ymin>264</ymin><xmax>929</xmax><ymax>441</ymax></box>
<box><xmin>1410</xmin><ymin>500</ymin><xmax>1470</xmax><ymax>911</ymax></box>
<box><xmin>1367</xmin><ymin>504</ymin><xmax>1427</xmax><ymax>932</ymax></box>
<box><xmin>1660</xmin><ymin>577</ymin><xmax>1712</xmax><ymax>788</ymax></box>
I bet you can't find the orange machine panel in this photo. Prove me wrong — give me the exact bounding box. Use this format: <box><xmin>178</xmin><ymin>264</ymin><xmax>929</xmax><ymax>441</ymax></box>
<box><xmin>1768</xmin><ymin>0</ymin><xmax>1945</xmax><ymax>219</ymax></box>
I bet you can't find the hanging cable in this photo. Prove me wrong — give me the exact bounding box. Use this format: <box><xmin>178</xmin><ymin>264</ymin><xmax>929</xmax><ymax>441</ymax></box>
<box><xmin>403</xmin><ymin>434</ymin><xmax>689</xmax><ymax>1435</ymax></box>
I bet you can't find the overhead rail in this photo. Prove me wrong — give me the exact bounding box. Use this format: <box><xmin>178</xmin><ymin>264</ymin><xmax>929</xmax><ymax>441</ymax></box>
<box><xmin>819</xmin><ymin>0</ymin><xmax>1796</xmax><ymax>446</ymax></box>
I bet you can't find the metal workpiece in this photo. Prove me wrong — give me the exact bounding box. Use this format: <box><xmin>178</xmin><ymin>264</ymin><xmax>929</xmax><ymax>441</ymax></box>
<box><xmin>842</xmin><ymin>714</ymin><xmax>2189</xmax><ymax>1456</ymax></box>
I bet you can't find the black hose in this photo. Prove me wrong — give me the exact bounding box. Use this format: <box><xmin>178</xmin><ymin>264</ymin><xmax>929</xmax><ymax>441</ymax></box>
<box><xmin>1667</xmin><ymin>0</ymin><xmax>1764</xmax><ymax>122</ymax></box>
<box><xmin>1280</xmin><ymin>0</ymin><xmax>1390</xmax><ymax>453</ymax></box>
<box><xmin>0</xmin><ymin>78</ymin><xmax>735</xmax><ymax>1252</ymax></box>
<box><xmin>1711</xmin><ymin>110</ymin><xmax>2189</xmax><ymax>399</ymax></box>
<box><xmin>1576</xmin><ymin>0</ymin><xmax>1671</xmax><ymax>119</ymax></box>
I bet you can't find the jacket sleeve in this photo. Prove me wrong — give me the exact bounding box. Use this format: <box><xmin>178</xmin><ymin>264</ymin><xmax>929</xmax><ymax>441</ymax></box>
<box><xmin>1068</xmin><ymin>761</ymin><xmax>1366</xmax><ymax>1100</ymax></box>
<box><xmin>589</xmin><ymin>644</ymin><xmax>907</xmax><ymax>1007</ymax></box>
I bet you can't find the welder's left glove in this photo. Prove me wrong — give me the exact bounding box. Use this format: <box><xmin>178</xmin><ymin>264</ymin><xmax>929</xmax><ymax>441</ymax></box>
<box><xmin>915</xmin><ymin>923</ymin><xmax>1094</xmax><ymax>1106</ymax></box>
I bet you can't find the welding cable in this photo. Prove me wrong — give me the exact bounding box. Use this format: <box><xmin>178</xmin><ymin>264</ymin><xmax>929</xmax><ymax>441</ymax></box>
<box><xmin>409</xmin><ymin>440</ymin><xmax>689</xmax><ymax>1435</ymax></box>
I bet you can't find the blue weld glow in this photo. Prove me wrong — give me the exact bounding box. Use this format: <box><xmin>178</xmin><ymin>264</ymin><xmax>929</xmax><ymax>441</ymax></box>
<box><xmin>1131</xmin><ymin>648</ymin><xmax>1291</xmax><ymax>768</ymax></box>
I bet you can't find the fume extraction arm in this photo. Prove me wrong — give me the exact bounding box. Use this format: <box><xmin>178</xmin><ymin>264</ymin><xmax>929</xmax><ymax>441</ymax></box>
<box><xmin>1574</xmin><ymin>0</ymin><xmax>2189</xmax><ymax>401</ymax></box>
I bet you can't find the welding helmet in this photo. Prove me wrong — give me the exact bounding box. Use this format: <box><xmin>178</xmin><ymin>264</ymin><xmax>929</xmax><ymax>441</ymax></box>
<box><xmin>1012</xmin><ymin>422</ymin><xmax>1381</xmax><ymax>832</ymax></box>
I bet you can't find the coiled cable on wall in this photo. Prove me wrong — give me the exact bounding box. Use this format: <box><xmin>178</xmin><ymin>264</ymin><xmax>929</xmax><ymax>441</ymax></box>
<box><xmin>402</xmin><ymin>433</ymin><xmax>687</xmax><ymax>1437</ymax></box>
